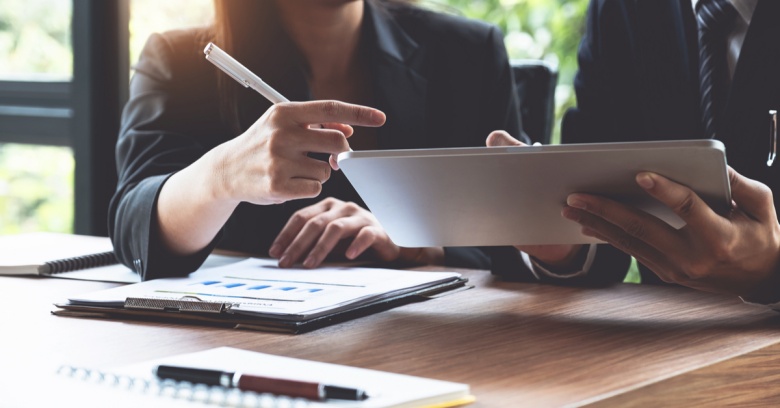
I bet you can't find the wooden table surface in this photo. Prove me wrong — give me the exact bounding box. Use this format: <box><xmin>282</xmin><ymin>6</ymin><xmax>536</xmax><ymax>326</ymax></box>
<box><xmin>2</xmin><ymin>266</ymin><xmax>780</xmax><ymax>407</ymax></box>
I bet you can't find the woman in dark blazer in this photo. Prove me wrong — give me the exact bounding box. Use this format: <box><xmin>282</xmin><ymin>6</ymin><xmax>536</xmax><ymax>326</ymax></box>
<box><xmin>110</xmin><ymin>0</ymin><xmax>523</xmax><ymax>280</ymax></box>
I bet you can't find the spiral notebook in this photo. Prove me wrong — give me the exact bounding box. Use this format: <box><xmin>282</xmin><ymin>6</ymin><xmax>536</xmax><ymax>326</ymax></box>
<box><xmin>8</xmin><ymin>347</ymin><xmax>474</xmax><ymax>408</ymax></box>
<box><xmin>0</xmin><ymin>232</ymin><xmax>140</xmax><ymax>283</ymax></box>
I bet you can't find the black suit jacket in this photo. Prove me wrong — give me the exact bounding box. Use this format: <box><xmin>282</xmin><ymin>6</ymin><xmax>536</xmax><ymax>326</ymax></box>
<box><xmin>559</xmin><ymin>0</ymin><xmax>780</xmax><ymax>284</ymax></box>
<box><xmin>109</xmin><ymin>1</ymin><xmax>524</xmax><ymax>280</ymax></box>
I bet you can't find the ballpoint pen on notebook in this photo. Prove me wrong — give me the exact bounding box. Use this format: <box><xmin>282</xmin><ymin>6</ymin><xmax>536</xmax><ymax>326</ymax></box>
<box><xmin>203</xmin><ymin>42</ymin><xmax>289</xmax><ymax>104</ymax></box>
<box><xmin>154</xmin><ymin>365</ymin><xmax>369</xmax><ymax>401</ymax></box>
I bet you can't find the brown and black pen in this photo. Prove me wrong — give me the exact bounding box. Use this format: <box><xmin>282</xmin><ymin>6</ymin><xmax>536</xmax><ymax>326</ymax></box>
<box><xmin>154</xmin><ymin>365</ymin><xmax>368</xmax><ymax>401</ymax></box>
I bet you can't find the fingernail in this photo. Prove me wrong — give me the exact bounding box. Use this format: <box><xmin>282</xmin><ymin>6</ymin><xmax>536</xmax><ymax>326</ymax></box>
<box><xmin>269</xmin><ymin>245</ymin><xmax>281</xmax><ymax>258</ymax></box>
<box><xmin>346</xmin><ymin>249</ymin><xmax>357</xmax><ymax>259</ymax></box>
<box><xmin>567</xmin><ymin>196</ymin><xmax>587</xmax><ymax>210</ymax></box>
<box><xmin>279</xmin><ymin>255</ymin><xmax>290</xmax><ymax>268</ymax></box>
<box><xmin>303</xmin><ymin>257</ymin><xmax>315</xmax><ymax>268</ymax></box>
<box><xmin>637</xmin><ymin>173</ymin><xmax>655</xmax><ymax>189</ymax></box>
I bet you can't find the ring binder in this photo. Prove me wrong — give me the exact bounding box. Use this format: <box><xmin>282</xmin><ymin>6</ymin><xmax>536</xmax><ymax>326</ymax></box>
<box><xmin>42</xmin><ymin>251</ymin><xmax>118</xmax><ymax>275</ymax></box>
<box><xmin>56</xmin><ymin>365</ymin><xmax>305</xmax><ymax>407</ymax></box>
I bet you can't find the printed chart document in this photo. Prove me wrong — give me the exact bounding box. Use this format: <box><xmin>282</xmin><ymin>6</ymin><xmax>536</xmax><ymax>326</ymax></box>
<box><xmin>8</xmin><ymin>347</ymin><xmax>474</xmax><ymax>408</ymax></box>
<box><xmin>55</xmin><ymin>258</ymin><xmax>467</xmax><ymax>333</ymax></box>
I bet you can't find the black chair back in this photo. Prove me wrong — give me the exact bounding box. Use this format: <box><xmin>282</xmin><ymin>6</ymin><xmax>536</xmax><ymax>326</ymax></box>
<box><xmin>511</xmin><ymin>60</ymin><xmax>558</xmax><ymax>145</ymax></box>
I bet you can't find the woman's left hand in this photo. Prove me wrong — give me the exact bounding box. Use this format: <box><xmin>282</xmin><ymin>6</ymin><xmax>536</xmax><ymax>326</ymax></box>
<box><xmin>269</xmin><ymin>197</ymin><xmax>403</xmax><ymax>268</ymax></box>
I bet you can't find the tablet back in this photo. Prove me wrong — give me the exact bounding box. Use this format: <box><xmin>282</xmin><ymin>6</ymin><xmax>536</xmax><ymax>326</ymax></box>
<box><xmin>337</xmin><ymin>140</ymin><xmax>731</xmax><ymax>246</ymax></box>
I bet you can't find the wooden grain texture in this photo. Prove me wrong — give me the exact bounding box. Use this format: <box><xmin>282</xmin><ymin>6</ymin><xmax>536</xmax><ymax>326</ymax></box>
<box><xmin>585</xmin><ymin>341</ymin><xmax>780</xmax><ymax>407</ymax></box>
<box><xmin>2</xmin><ymin>267</ymin><xmax>780</xmax><ymax>407</ymax></box>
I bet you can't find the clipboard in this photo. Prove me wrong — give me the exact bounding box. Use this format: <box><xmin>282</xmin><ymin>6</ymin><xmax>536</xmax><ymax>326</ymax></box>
<box><xmin>53</xmin><ymin>258</ymin><xmax>470</xmax><ymax>334</ymax></box>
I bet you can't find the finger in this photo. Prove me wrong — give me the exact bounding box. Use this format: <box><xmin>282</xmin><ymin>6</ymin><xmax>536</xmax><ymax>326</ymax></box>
<box><xmin>285</xmin><ymin>127</ymin><xmax>351</xmax><ymax>156</ymax></box>
<box><xmin>284</xmin><ymin>100</ymin><xmax>386</xmax><ymax>127</ymax></box>
<box><xmin>330</xmin><ymin>154</ymin><xmax>340</xmax><ymax>171</ymax></box>
<box><xmin>566</xmin><ymin>193</ymin><xmax>681</xmax><ymax>252</ymax></box>
<box><xmin>329</xmin><ymin>146</ymin><xmax>354</xmax><ymax>172</ymax></box>
<box><xmin>634</xmin><ymin>172</ymin><xmax>720</xmax><ymax>231</ymax></box>
<box><xmin>727</xmin><ymin>167</ymin><xmax>777</xmax><ymax>222</ymax></box>
<box><xmin>346</xmin><ymin>226</ymin><xmax>398</xmax><ymax>261</ymax></box>
<box><xmin>279</xmin><ymin>208</ymin><xmax>353</xmax><ymax>268</ymax></box>
<box><xmin>303</xmin><ymin>217</ymin><xmax>366</xmax><ymax>268</ymax></box>
<box><xmin>320</xmin><ymin>122</ymin><xmax>354</xmax><ymax>138</ymax></box>
<box><xmin>486</xmin><ymin>130</ymin><xmax>526</xmax><ymax>147</ymax></box>
<box><xmin>270</xmin><ymin>200</ymin><xmax>335</xmax><ymax>258</ymax></box>
<box><xmin>267</xmin><ymin>178</ymin><xmax>322</xmax><ymax>204</ymax></box>
<box><xmin>568</xmin><ymin>207</ymin><xmax>679</xmax><ymax>282</ymax></box>
<box><xmin>289</xmin><ymin>157</ymin><xmax>332</xmax><ymax>183</ymax></box>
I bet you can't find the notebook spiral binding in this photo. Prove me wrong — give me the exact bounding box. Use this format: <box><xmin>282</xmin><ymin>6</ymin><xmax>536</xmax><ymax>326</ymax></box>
<box><xmin>56</xmin><ymin>365</ymin><xmax>310</xmax><ymax>407</ymax></box>
<box><xmin>44</xmin><ymin>251</ymin><xmax>118</xmax><ymax>274</ymax></box>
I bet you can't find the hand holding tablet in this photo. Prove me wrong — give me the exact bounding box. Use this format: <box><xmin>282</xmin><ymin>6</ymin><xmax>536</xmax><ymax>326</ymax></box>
<box><xmin>337</xmin><ymin>139</ymin><xmax>731</xmax><ymax>247</ymax></box>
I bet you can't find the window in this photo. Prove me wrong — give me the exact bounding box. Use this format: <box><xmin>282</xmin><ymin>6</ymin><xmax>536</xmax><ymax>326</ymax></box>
<box><xmin>0</xmin><ymin>0</ymin><xmax>72</xmax><ymax>80</ymax></box>
<box><xmin>0</xmin><ymin>0</ymin><xmax>74</xmax><ymax>233</ymax></box>
<box><xmin>0</xmin><ymin>0</ymin><xmax>213</xmax><ymax>235</ymax></box>
<box><xmin>129</xmin><ymin>0</ymin><xmax>213</xmax><ymax>69</ymax></box>
<box><xmin>0</xmin><ymin>144</ymin><xmax>73</xmax><ymax>234</ymax></box>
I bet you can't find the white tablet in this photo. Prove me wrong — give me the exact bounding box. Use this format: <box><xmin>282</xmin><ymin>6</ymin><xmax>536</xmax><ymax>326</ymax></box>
<box><xmin>336</xmin><ymin>140</ymin><xmax>731</xmax><ymax>246</ymax></box>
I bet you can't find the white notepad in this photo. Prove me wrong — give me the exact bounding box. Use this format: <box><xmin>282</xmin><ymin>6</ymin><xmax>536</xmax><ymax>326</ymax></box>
<box><xmin>11</xmin><ymin>347</ymin><xmax>473</xmax><ymax>408</ymax></box>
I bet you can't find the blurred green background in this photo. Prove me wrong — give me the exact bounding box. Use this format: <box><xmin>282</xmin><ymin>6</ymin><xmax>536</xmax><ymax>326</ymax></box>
<box><xmin>0</xmin><ymin>0</ymin><xmax>590</xmax><ymax>234</ymax></box>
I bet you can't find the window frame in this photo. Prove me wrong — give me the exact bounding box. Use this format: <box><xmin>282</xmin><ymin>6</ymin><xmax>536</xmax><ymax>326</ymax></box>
<box><xmin>0</xmin><ymin>0</ymin><xmax>130</xmax><ymax>235</ymax></box>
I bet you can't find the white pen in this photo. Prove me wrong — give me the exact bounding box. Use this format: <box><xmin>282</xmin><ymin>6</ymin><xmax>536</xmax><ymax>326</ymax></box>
<box><xmin>203</xmin><ymin>42</ymin><xmax>289</xmax><ymax>104</ymax></box>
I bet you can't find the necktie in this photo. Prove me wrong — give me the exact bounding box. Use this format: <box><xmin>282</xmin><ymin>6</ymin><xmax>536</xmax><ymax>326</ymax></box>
<box><xmin>696</xmin><ymin>0</ymin><xmax>737</xmax><ymax>139</ymax></box>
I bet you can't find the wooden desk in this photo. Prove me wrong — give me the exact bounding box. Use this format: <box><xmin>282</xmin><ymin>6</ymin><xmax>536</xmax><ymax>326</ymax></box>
<box><xmin>3</xmin><ymin>268</ymin><xmax>780</xmax><ymax>406</ymax></box>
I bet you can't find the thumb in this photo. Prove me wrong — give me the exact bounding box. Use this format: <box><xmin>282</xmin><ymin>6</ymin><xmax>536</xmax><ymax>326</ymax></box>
<box><xmin>486</xmin><ymin>130</ymin><xmax>525</xmax><ymax>147</ymax></box>
<box><xmin>728</xmin><ymin>167</ymin><xmax>777</xmax><ymax>222</ymax></box>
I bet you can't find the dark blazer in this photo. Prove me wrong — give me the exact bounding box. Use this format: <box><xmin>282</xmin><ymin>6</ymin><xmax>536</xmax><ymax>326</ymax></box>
<box><xmin>109</xmin><ymin>1</ymin><xmax>524</xmax><ymax>280</ymax></box>
<box><xmin>557</xmin><ymin>0</ymin><xmax>780</xmax><ymax>284</ymax></box>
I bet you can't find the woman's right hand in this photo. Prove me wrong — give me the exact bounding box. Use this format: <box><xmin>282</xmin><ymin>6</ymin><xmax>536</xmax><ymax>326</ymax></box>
<box><xmin>486</xmin><ymin>130</ymin><xmax>584</xmax><ymax>270</ymax></box>
<box><xmin>212</xmin><ymin>100</ymin><xmax>386</xmax><ymax>206</ymax></box>
<box><xmin>155</xmin><ymin>100</ymin><xmax>384</xmax><ymax>257</ymax></box>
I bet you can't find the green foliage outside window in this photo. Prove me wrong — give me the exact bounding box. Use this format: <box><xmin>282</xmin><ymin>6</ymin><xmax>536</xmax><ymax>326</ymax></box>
<box><xmin>0</xmin><ymin>144</ymin><xmax>74</xmax><ymax>234</ymax></box>
<box><xmin>0</xmin><ymin>0</ymin><xmax>72</xmax><ymax>79</ymax></box>
<box><xmin>435</xmin><ymin>0</ymin><xmax>590</xmax><ymax>142</ymax></box>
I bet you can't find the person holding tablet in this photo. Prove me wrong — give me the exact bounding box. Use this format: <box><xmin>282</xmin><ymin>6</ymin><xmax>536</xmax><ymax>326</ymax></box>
<box><xmin>489</xmin><ymin>0</ymin><xmax>780</xmax><ymax>306</ymax></box>
<box><xmin>110</xmin><ymin>0</ymin><xmax>524</xmax><ymax>280</ymax></box>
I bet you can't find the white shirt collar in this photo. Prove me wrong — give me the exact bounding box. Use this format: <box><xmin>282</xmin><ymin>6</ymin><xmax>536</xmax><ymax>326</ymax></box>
<box><xmin>692</xmin><ymin>0</ymin><xmax>759</xmax><ymax>25</ymax></box>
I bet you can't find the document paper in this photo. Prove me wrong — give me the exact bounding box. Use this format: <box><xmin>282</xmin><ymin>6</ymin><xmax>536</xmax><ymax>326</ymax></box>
<box><xmin>67</xmin><ymin>258</ymin><xmax>462</xmax><ymax>320</ymax></box>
